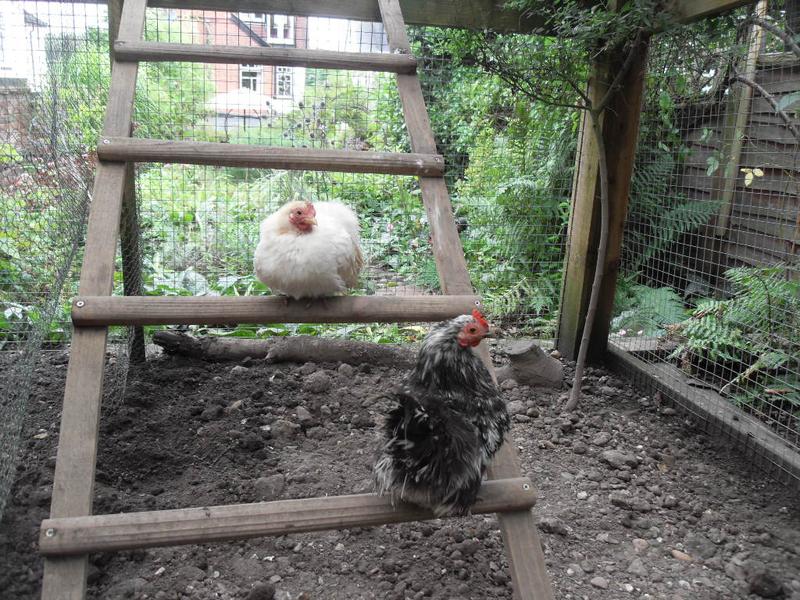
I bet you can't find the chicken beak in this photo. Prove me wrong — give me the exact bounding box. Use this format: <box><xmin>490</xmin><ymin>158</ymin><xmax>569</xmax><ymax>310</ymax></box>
<box><xmin>305</xmin><ymin>217</ymin><xmax>318</xmax><ymax>226</ymax></box>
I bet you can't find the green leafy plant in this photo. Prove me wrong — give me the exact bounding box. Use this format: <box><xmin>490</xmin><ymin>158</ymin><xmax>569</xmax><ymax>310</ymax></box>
<box><xmin>669</xmin><ymin>266</ymin><xmax>800</xmax><ymax>414</ymax></box>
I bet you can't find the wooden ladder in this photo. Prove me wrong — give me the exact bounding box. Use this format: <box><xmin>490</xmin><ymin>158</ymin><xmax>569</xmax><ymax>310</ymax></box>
<box><xmin>39</xmin><ymin>2</ymin><xmax>555</xmax><ymax>598</ymax></box>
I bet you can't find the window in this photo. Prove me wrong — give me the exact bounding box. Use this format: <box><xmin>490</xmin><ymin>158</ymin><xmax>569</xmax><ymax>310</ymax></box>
<box><xmin>275</xmin><ymin>66</ymin><xmax>293</xmax><ymax>97</ymax></box>
<box><xmin>239</xmin><ymin>13</ymin><xmax>265</xmax><ymax>22</ymax></box>
<box><xmin>267</xmin><ymin>15</ymin><xmax>294</xmax><ymax>45</ymax></box>
<box><xmin>240</xmin><ymin>64</ymin><xmax>261</xmax><ymax>92</ymax></box>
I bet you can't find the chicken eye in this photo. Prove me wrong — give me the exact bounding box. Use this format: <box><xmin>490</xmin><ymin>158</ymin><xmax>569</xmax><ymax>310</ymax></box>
<box><xmin>468</xmin><ymin>327</ymin><xmax>477</xmax><ymax>334</ymax></box>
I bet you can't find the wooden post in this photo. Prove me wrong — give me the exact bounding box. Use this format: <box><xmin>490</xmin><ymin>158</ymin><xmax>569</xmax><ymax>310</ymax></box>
<box><xmin>696</xmin><ymin>1</ymin><xmax>767</xmax><ymax>285</ymax></box>
<box><xmin>557</xmin><ymin>36</ymin><xmax>651</xmax><ymax>361</ymax></box>
<box><xmin>109</xmin><ymin>0</ymin><xmax>146</xmax><ymax>364</ymax></box>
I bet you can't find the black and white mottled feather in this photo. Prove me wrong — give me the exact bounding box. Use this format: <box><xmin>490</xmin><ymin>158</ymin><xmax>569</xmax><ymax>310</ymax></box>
<box><xmin>373</xmin><ymin>313</ymin><xmax>510</xmax><ymax>517</ymax></box>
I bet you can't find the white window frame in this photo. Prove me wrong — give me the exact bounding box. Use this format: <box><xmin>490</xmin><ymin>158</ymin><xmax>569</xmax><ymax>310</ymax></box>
<box><xmin>239</xmin><ymin>63</ymin><xmax>262</xmax><ymax>92</ymax></box>
<box><xmin>267</xmin><ymin>14</ymin><xmax>294</xmax><ymax>45</ymax></box>
<box><xmin>238</xmin><ymin>12</ymin><xmax>265</xmax><ymax>22</ymax></box>
<box><xmin>274</xmin><ymin>66</ymin><xmax>293</xmax><ymax>98</ymax></box>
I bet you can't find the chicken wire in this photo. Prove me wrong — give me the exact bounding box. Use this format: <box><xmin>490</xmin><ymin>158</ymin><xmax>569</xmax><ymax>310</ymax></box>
<box><xmin>0</xmin><ymin>2</ymin><xmax>574</xmax><ymax>514</ymax></box>
<box><xmin>612</xmin><ymin>2</ymin><xmax>800</xmax><ymax>485</ymax></box>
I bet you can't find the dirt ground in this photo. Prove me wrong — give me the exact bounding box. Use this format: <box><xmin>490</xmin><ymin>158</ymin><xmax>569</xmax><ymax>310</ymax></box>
<box><xmin>1</xmin><ymin>342</ymin><xmax>799</xmax><ymax>600</ymax></box>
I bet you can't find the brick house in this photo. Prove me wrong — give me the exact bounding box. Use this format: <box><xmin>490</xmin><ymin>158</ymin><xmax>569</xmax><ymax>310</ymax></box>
<box><xmin>193</xmin><ymin>12</ymin><xmax>308</xmax><ymax>126</ymax></box>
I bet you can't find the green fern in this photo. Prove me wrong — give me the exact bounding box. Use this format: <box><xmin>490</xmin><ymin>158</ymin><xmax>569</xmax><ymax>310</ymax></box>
<box><xmin>669</xmin><ymin>266</ymin><xmax>800</xmax><ymax>412</ymax></box>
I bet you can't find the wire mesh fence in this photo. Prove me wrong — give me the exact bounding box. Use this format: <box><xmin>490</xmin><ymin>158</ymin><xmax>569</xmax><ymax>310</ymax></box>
<box><xmin>613</xmin><ymin>2</ymin><xmax>800</xmax><ymax>484</ymax></box>
<box><xmin>0</xmin><ymin>2</ymin><xmax>574</xmax><ymax>515</ymax></box>
<box><xmin>3</xmin><ymin>1</ymin><xmax>798</xmax><ymax>518</ymax></box>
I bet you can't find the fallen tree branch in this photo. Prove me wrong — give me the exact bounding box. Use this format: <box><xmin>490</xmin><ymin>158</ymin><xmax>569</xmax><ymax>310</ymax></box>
<box><xmin>152</xmin><ymin>330</ymin><xmax>415</xmax><ymax>369</ymax></box>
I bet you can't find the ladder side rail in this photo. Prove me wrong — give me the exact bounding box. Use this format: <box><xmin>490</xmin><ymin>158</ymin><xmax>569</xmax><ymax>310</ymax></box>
<box><xmin>377</xmin><ymin>2</ymin><xmax>556</xmax><ymax>598</ymax></box>
<box><xmin>41</xmin><ymin>1</ymin><xmax>148</xmax><ymax>598</ymax></box>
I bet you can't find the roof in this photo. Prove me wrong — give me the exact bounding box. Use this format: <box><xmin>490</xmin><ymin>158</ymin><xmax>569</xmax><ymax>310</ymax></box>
<box><xmin>23</xmin><ymin>11</ymin><xmax>48</xmax><ymax>28</ymax></box>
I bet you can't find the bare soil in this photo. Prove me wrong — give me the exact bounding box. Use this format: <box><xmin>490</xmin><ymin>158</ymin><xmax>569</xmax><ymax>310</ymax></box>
<box><xmin>1</xmin><ymin>344</ymin><xmax>799</xmax><ymax>600</ymax></box>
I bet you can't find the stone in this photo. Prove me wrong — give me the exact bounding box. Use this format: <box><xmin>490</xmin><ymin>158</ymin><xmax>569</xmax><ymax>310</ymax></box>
<box><xmin>246</xmin><ymin>582</ymin><xmax>277</xmax><ymax>600</ymax></box>
<box><xmin>105</xmin><ymin>577</ymin><xmax>150</xmax><ymax>599</ymax></box>
<box><xmin>501</xmin><ymin>378</ymin><xmax>519</xmax><ymax>390</ymax></box>
<box><xmin>589</xmin><ymin>576</ymin><xmax>609</xmax><ymax>589</ymax></box>
<box><xmin>495</xmin><ymin>340</ymin><xmax>563</xmax><ymax>388</ymax></box>
<box><xmin>671</xmin><ymin>549</ymin><xmax>693</xmax><ymax>562</ymax></box>
<box><xmin>685</xmin><ymin>533</ymin><xmax>717</xmax><ymax>559</ymax></box>
<box><xmin>295</xmin><ymin>406</ymin><xmax>313</xmax><ymax>424</ymax></box>
<box><xmin>231</xmin><ymin>365</ymin><xmax>250</xmax><ymax>376</ymax></box>
<box><xmin>572</xmin><ymin>441</ymin><xmax>588</xmax><ymax>454</ymax></box>
<box><xmin>591</xmin><ymin>432</ymin><xmax>612</xmax><ymax>447</ymax></box>
<box><xmin>337</xmin><ymin>363</ymin><xmax>355</xmax><ymax>378</ymax></box>
<box><xmin>749</xmin><ymin>573</ymin><xmax>784</xmax><ymax>598</ymax></box>
<box><xmin>506</xmin><ymin>400</ymin><xmax>526</xmax><ymax>416</ymax></box>
<box><xmin>600</xmin><ymin>450</ymin><xmax>639</xmax><ymax>469</ymax></box>
<box><xmin>304</xmin><ymin>371</ymin><xmax>332</xmax><ymax>394</ymax></box>
<box><xmin>254</xmin><ymin>474</ymin><xmax>285</xmax><ymax>501</ymax></box>
<box><xmin>632</xmin><ymin>538</ymin><xmax>650</xmax><ymax>554</ymax></box>
<box><xmin>200</xmin><ymin>405</ymin><xmax>224</xmax><ymax>421</ymax></box>
<box><xmin>627</xmin><ymin>558</ymin><xmax>648</xmax><ymax>577</ymax></box>
<box><xmin>662</xmin><ymin>495</ymin><xmax>679</xmax><ymax>508</ymax></box>
<box><xmin>537</xmin><ymin>516</ymin><xmax>569</xmax><ymax>536</ymax></box>
<box><xmin>270</xmin><ymin>419</ymin><xmax>297</xmax><ymax>440</ymax></box>
<box><xmin>610</xmin><ymin>492</ymin><xmax>651</xmax><ymax>512</ymax></box>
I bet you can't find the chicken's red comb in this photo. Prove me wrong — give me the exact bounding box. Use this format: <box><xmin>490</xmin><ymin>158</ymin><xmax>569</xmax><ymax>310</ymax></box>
<box><xmin>472</xmin><ymin>308</ymin><xmax>489</xmax><ymax>328</ymax></box>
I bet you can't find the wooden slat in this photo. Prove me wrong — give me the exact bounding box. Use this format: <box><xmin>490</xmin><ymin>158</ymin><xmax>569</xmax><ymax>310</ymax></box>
<box><xmin>97</xmin><ymin>137</ymin><xmax>445</xmax><ymax>176</ymax></box>
<box><xmin>41</xmin><ymin>2</ymin><xmax>148</xmax><ymax>598</ymax></box>
<box><xmin>38</xmin><ymin>0</ymin><xmax>750</xmax><ymax>31</ymax></box>
<box><xmin>379</xmin><ymin>3</ymin><xmax>555</xmax><ymax>599</ymax></box>
<box><xmin>378</xmin><ymin>0</ymin><xmax>471</xmax><ymax>295</ymax></box>
<box><xmin>40</xmin><ymin>478</ymin><xmax>536</xmax><ymax>556</ymax></box>
<box><xmin>71</xmin><ymin>295</ymin><xmax>481</xmax><ymax>326</ymax></box>
<box><xmin>664</xmin><ymin>0</ymin><xmax>754</xmax><ymax>22</ymax></box>
<box><xmin>114</xmin><ymin>40</ymin><xmax>419</xmax><ymax>73</ymax></box>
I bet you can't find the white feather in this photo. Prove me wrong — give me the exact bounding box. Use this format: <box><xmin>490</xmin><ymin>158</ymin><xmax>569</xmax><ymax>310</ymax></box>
<box><xmin>253</xmin><ymin>201</ymin><xmax>363</xmax><ymax>299</ymax></box>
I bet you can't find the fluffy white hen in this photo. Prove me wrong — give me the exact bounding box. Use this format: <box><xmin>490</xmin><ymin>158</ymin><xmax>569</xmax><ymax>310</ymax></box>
<box><xmin>253</xmin><ymin>200</ymin><xmax>363</xmax><ymax>299</ymax></box>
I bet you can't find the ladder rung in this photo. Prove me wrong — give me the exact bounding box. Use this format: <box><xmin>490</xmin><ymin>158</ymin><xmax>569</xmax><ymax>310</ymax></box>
<box><xmin>97</xmin><ymin>137</ymin><xmax>445</xmax><ymax>176</ymax></box>
<box><xmin>40</xmin><ymin>478</ymin><xmax>536</xmax><ymax>556</ymax></box>
<box><xmin>114</xmin><ymin>40</ymin><xmax>418</xmax><ymax>73</ymax></box>
<box><xmin>71</xmin><ymin>295</ymin><xmax>481</xmax><ymax>326</ymax></box>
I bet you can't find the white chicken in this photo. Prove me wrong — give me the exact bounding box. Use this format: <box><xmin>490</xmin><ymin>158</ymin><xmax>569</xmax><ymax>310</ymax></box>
<box><xmin>253</xmin><ymin>200</ymin><xmax>363</xmax><ymax>300</ymax></box>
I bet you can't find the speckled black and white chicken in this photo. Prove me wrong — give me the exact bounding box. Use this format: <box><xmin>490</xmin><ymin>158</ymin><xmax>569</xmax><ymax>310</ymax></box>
<box><xmin>373</xmin><ymin>310</ymin><xmax>510</xmax><ymax>516</ymax></box>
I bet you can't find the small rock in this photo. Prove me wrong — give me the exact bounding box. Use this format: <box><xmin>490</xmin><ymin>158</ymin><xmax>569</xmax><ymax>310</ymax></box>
<box><xmin>270</xmin><ymin>419</ymin><xmax>297</xmax><ymax>440</ymax></box>
<box><xmin>304</xmin><ymin>371</ymin><xmax>332</xmax><ymax>394</ymax></box>
<box><xmin>600</xmin><ymin>449</ymin><xmax>639</xmax><ymax>469</ymax></box>
<box><xmin>175</xmin><ymin>565</ymin><xmax>205</xmax><ymax>584</ymax></box>
<box><xmin>337</xmin><ymin>363</ymin><xmax>355</xmax><ymax>378</ymax></box>
<box><xmin>627</xmin><ymin>558</ymin><xmax>648</xmax><ymax>577</ymax></box>
<box><xmin>506</xmin><ymin>400</ymin><xmax>526</xmax><ymax>415</ymax></box>
<box><xmin>572</xmin><ymin>441</ymin><xmax>588</xmax><ymax>455</ymax></box>
<box><xmin>671</xmin><ymin>549</ymin><xmax>693</xmax><ymax>562</ymax></box>
<box><xmin>661</xmin><ymin>407</ymin><xmax>677</xmax><ymax>416</ymax></box>
<box><xmin>610</xmin><ymin>491</ymin><xmax>651</xmax><ymax>512</ymax></box>
<box><xmin>200</xmin><ymin>405</ymin><xmax>223</xmax><ymax>421</ymax></box>
<box><xmin>577</xmin><ymin>491</ymin><xmax>588</xmax><ymax>500</ymax></box>
<box><xmin>246</xmin><ymin>582</ymin><xmax>276</xmax><ymax>600</ymax></box>
<box><xmin>585</xmin><ymin>468</ymin><xmax>603</xmax><ymax>482</ymax></box>
<box><xmin>749</xmin><ymin>573</ymin><xmax>784</xmax><ymax>598</ymax></box>
<box><xmin>538</xmin><ymin>516</ymin><xmax>569</xmax><ymax>536</ymax></box>
<box><xmin>513</xmin><ymin>414</ymin><xmax>531</xmax><ymax>423</ymax></box>
<box><xmin>632</xmin><ymin>538</ymin><xmax>650</xmax><ymax>554</ymax></box>
<box><xmin>590</xmin><ymin>576</ymin><xmax>609</xmax><ymax>589</ymax></box>
<box><xmin>662</xmin><ymin>495</ymin><xmax>679</xmax><ymax>508</ymax></box>
<box><xmin>231</xmin><ymin>365</ymin><xmax>250</xmax><ymax>376</ymax></box>
<box><xmin>501</xmin><ymin>379</ymin><xmax>519</xmax><ymax>391</ymax></box>
<box><xmin>685</xmin><ymin>532</ymin><xmax>717</xmax><ymax>559</ymax></box>
<box><xmin>591</xmin><ymin>432</ymin><xmax>612</xmax><ymax>447</ymax></box>
<box><xmin>254</xmin><ymin>474</ymin><xmax>285</xmax><ymax>501</ymax></box>
<box><xmin>526</xmin><ymin>407</ymin><xmax>540</xmax><ymax>418</ymax></box>
<box><xmin>295</xmin><ymin>406</ymin><xmax>313</xmax><ymax>424</ymax></box>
